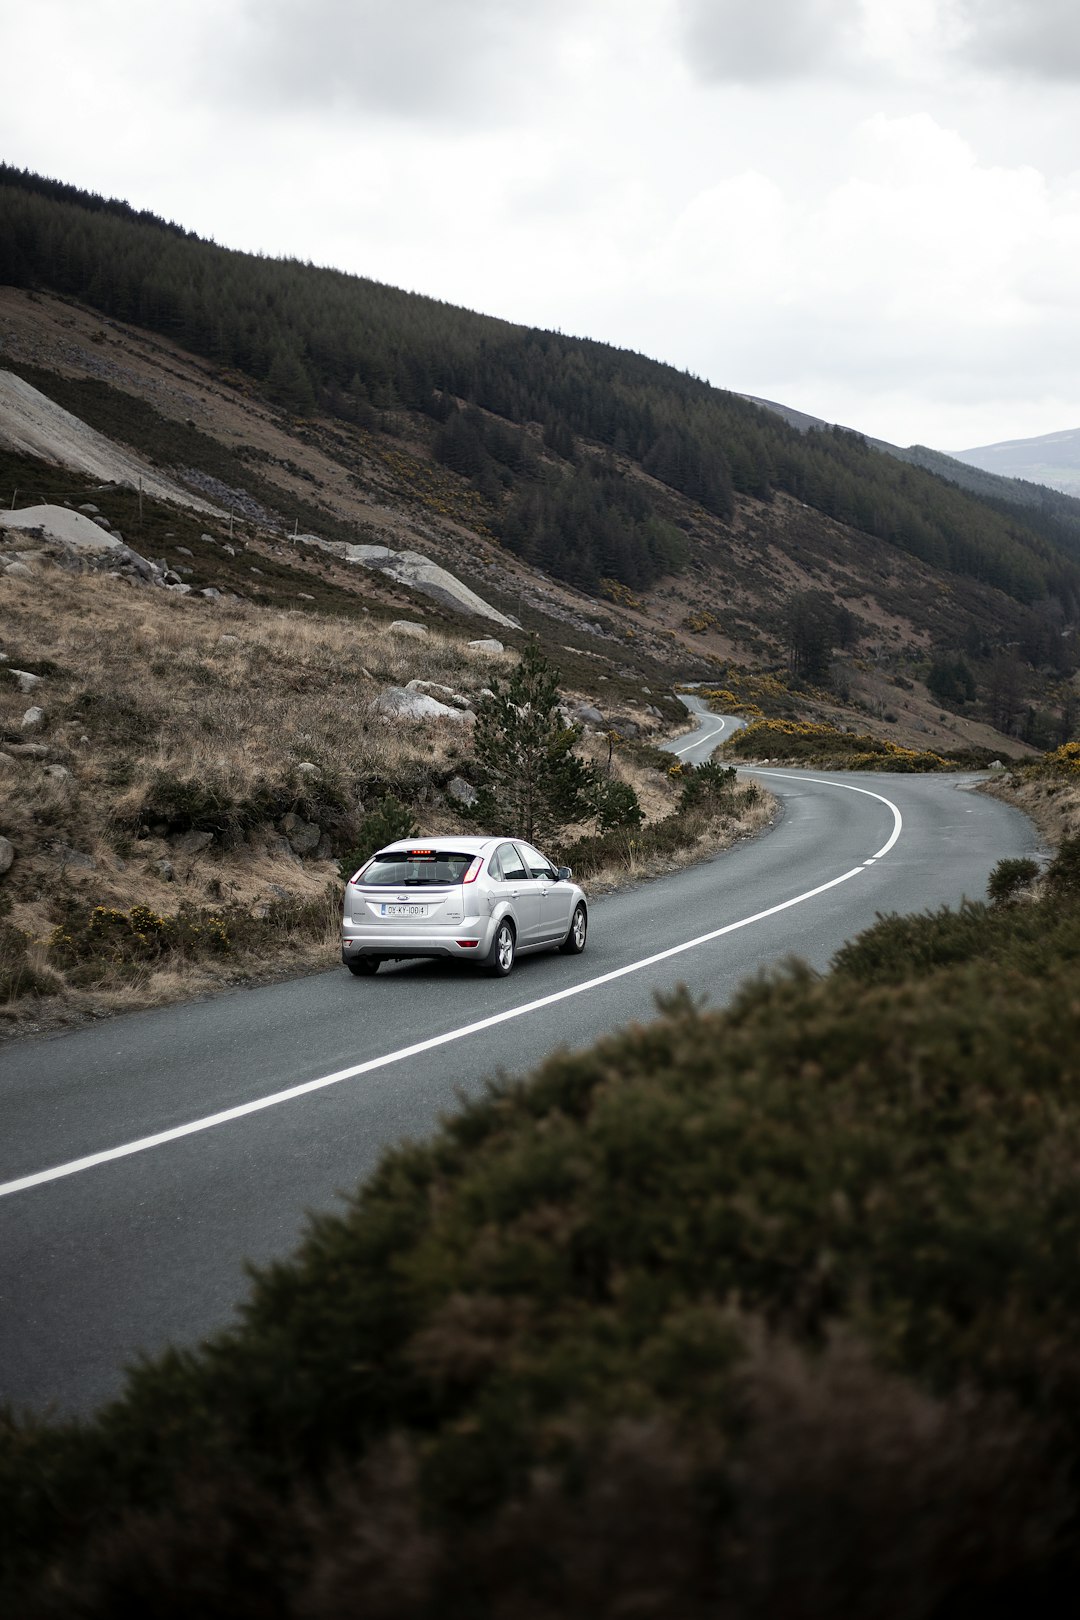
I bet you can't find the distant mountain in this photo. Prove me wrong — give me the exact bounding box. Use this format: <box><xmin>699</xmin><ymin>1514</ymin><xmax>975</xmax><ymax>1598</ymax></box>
<box><xmin>740</xmin><ymin>395</ymin><xmax>1080</xmax><ymax>565</ymax></box>
<box><xmin>952</xmin><ymin>427</ymin><xmax>1080</xmax><ymax>498</ymax></box>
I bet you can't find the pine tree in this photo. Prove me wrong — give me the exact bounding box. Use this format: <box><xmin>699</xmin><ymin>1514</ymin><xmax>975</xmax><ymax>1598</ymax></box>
<box><xmin>466</xmin><ymin>643</ymin><xmax>594</xmax><ymax>846</ymax></box>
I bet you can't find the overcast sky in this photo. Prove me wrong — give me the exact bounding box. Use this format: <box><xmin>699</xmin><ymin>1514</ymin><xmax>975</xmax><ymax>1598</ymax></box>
<box><xmin>4</xmin><ymin>0</ymin><xmax>1080</xmax><ymax>451</ymax></box>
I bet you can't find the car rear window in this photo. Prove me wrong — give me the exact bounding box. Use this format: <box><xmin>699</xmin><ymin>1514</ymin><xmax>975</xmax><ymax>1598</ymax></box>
<box><xmin>358</xmin><ymin>849</ymin><xmax>478</xmax><ymax>886</ymax></box>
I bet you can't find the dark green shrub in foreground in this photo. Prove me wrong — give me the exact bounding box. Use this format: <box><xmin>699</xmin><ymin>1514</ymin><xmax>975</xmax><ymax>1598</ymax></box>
<box><xmin>988</xmin><ymin>855</ymin><xmax>1040</xmax><ymax>905</ymax></box>
<box><xmin>5</xmin><ymin>888</ymin><xmax>1080</xmax><ymax>1615</ymax></box>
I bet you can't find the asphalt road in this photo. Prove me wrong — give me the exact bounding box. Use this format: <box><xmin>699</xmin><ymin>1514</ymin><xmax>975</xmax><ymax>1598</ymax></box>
<box><xmin>0</xmin><ymin>698</ymin><xmax>1041</xmax><ymax>1417</ymax></box>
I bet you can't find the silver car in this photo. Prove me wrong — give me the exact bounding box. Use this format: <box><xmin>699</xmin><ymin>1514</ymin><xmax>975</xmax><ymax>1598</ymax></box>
<box><xmin>341</xmin><ymin>835</ymin><xmax>588</xmax><ymax>977</ymax></box>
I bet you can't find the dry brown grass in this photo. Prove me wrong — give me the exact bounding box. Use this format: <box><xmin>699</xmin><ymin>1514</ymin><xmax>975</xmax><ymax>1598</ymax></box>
<box><xmin>0</xmin><ymin>567</ymin><xmax>775</xmax><ymax>1039</ymax></box>
<box><xmin>978</xmin><ymin>771</ymin><xmax>1080</xmax><ymax>851</ymax></box>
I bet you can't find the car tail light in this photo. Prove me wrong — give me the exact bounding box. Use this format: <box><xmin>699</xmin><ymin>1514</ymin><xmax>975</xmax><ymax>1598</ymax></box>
<box><xmin>456</xmin><ymin>939</ymin><xmax>480</xmax><ymax>948</ymax></box>
<box><xmin>462</xmin><ymin>857</ymin><xmax>483</xmax><ymax>884</ymax></box>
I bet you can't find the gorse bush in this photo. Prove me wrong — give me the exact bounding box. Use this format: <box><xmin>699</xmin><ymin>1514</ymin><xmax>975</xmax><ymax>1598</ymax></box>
<box><xmin>48</xmin><ymin>903</ymin><xmax>233</xmax><ymax>984</ymax></box>
<box><xmin>720</xmin><ymin>718</ymin><xmax>978</xmax><ymax>771</ymax></box>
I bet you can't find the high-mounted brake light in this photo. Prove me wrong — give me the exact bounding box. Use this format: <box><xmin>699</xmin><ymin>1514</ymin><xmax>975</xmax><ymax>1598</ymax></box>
<box><xmin>409</xmin><ymin>848</ymin><xmax>436</xmax><ymax>858</ymax></box>
<box><xmin>462</xmin><ymin>857</ymin><xmax>483</xmax><ymax>884</ymax></box>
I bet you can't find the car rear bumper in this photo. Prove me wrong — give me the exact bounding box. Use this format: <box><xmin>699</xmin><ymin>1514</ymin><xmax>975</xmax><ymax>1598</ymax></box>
<box><xmin>341</xmin><ymin>916</ymin><xmax>493</xmax><ymax>963</ymax></box>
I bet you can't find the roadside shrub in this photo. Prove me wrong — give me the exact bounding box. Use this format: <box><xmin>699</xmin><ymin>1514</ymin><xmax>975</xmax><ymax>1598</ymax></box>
<box><xmin>0</xmin><ymin>921</ymin><xmax>54</xmax><ymax>1003</ymax></box>
<box><xmin>1046</xmin><ymin>833</ymin><xmax>1080</xmax><ymax>896</ymax></box>
<box><xmin>47</xmin><ymin>903</ymin><xmax>232</xmax><ymax>983</ymax></box>
<box><xmin>590</xmin><ymin>775</ymin><xmax>644</xmax><ymax>833</ymax></box>
<box><xmin>677</xmin><ymin>759</ymin><xmax>738</xmax><ymax>810</ymax></box>
<box><xmin>988</xmin><ymin>856</ymin><xmax>1040</xmax><ymax>905</ymax></box>
<box><xmin>338</xmin><ymin>794</ymin><xmax>417</xmax><ymax>883</ymax></box>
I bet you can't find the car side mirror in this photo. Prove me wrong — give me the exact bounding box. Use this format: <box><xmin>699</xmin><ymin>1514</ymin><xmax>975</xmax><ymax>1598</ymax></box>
<box><xmin>557</xmin><ymin>866</ymin><xmax>573</xmax><ymax>882</ymax></box>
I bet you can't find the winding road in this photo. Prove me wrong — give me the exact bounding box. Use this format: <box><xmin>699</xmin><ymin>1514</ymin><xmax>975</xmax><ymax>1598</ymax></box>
<box><xmin>0</xmin><ymin>696</ymin><xmax>1040</xmax><ymax>1416</ymax></box>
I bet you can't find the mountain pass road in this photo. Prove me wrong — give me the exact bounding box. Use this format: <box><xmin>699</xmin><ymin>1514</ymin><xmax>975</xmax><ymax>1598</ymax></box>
<box><xmin>0</xmin><ymin>697</ymin><xmax>1041</xmax><ymax>1416</ymax></box>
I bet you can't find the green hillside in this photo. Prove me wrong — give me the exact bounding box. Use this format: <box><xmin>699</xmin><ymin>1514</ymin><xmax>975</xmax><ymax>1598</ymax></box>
<box><xmin>3</xmin><ymin>163</ymin><xmax>1079</xmax><ymax>617</ymax></box>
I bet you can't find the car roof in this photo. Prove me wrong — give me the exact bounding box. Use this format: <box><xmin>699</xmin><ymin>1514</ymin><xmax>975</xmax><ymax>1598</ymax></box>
<box><xmin>374</xmin><ymin>835</ymin><xmax>516</xmax><ymax>854</ymax></box>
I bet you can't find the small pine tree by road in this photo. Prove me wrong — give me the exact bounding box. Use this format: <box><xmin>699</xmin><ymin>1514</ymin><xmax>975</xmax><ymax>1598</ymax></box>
<box><xmin>467</xmin><ymin>642</ymin><xmax>596</xmax><ymax>847</ymax></box>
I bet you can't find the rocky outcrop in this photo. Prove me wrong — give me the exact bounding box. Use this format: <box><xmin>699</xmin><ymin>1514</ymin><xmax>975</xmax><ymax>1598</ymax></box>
<box><xmin>375</xmin><ymin>686</ymin><xmax>476</xmax><ymax>724</ymax></box>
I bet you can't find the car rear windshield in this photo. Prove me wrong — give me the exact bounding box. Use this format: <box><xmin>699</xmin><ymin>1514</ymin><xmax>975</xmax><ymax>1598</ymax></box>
<box><xmin>358</xmin><ymin>849</ymin><xmax>478</xmax><ymax>886</ymax></box>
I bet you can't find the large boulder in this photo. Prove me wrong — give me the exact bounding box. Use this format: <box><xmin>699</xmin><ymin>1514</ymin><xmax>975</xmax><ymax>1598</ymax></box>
<box><xmin>406</xmin><ymin>678</ymin><xmax>471</xmax><ymax>710</ymax></box>
<box><xmin>375</xmin><ymin>686</ymin><xmax>476</xmax><ymax>724</ymax></box>
<box><xmin>0</xmin><ymin>836</ymin><xmax>14</xmax><ymax>876</ymax></box>
<box><xmin>388</xmin><ymin>620</ymin><xmax>428</xmax><ymax>639</ymax></box>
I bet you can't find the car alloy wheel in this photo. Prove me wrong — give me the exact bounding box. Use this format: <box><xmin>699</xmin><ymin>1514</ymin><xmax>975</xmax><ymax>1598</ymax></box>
<box><xmin>488</xmin><ymin>919</ymin><xmax>515</xmax><ymax>976</ymax></box>
<box><xmin>560</xmin><ymin>903</ymin><xmax>587</xmax><ymax>955</ymax></box>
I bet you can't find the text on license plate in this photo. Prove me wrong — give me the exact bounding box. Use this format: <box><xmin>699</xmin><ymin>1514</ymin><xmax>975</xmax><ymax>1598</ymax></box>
<box><xmin>381</xmin><ymin>903</ymin><xmax>425</xmax><ymax>917</ymax></box>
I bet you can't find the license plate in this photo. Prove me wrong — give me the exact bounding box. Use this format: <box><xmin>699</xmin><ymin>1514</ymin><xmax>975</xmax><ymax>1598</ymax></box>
<box><xmin>381</xmin><ymin>903</ymin><xmax>425</xmax><ymax>918</ymax></box>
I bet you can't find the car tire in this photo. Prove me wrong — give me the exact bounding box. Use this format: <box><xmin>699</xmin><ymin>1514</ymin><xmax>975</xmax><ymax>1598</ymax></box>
<box><xmin>347</xmin><ymin>957</ymin><xmax>380</xmax><ymax>976</ymax></box>
<box><xmin>559</xmin><ymin>903</ymin><xmax>587</xmax><ymax>955</ymax></box>
<box><xmin>486</xmin><ymin>919</ymin><xmax>515</xmax><ymax>976</ymax></box>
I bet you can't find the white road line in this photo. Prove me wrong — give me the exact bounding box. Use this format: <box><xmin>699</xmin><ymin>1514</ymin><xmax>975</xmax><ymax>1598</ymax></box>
<box><xmin>0</xmin><ymin>775</ymin><xmax>903</xmax><ymax>1201</ymax></box>
<box><xmin>668</xmin><ymin>718</ymin><xmax>729</xmax><ymax>756</ymax></box>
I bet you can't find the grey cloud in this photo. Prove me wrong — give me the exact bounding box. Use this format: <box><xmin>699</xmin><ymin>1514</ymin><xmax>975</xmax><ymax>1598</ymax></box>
<box><xmin>677</xmin><ymin>0</ymin><xmax>863</xmax><ymax>83</ymax></box>
<box><xmin>954</xmin><ymin>1</ymin><xmax>1080</xmax><ymax>80</ymax></box>
<box><xmin>222</xmin><ymin>0</ymin><xmax>575</xmax><ymax>122</ymax></box>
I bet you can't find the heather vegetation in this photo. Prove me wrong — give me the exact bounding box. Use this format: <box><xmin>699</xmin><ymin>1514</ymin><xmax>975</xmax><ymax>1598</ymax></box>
<box><xmin>4</xmin><ymin>841</ymin><xmax>1080</xmax><ymax>1616</ymax></box>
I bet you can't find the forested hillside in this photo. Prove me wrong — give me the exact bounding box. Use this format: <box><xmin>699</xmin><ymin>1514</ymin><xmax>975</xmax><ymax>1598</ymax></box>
<box><xmin>3</xmin><ymin>163</ymin><xmax>1080</xmax><ymax>617</ymax></box>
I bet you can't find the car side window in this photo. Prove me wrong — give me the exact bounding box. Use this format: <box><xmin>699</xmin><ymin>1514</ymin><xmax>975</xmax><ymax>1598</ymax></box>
<box><xmin>518</xmin><ymin>843</ymin><xmax>555</xmax><ymax>881</ymax></box>
<box><xmin>496</xmin><ymin>842</ymin><xmax>529</xmax><ymax>882</ymax></box>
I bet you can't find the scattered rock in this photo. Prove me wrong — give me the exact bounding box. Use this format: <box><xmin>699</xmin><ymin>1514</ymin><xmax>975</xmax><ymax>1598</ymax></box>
<box><xmin>222</xmin><ymin>543</ymin><xmax>236</xmax><ymax>556</ymax></box>
<box><xmin>296</xmin><ymin>592</ymin><xmax>315</xmax><ymax>601</ymax></box>
<box><xmin>344</xmin><ymin>545</ymin><xmax>516</xmax><ymax>627</ymax></box>
<box><xmin>56</xmin><ymin>845</ymin><xmax>96</xmax><ymax>870</ymax></box>
<box><xmin>174</xmin><ymin>829</ymin><xmax>214</xmax><ymax>856</ymax></box>
<box><xmin>154</xmin><ymin>859</ymin><xmax>175</xmax><ymax>882</ymax></box>
<box><xmin>389</xmin><ymin>620</ymin><xmax>428</xmax><ymax>639</ymax></box>
<box><xmin>575</xmin><ymin>703</ymin><xmax>604</xmax><ymax>725</ymax></box>
<box><xmin>296</xmin><ymin>761</ymin><xmax>318</xmax><ymax>776</ymax></box>
<box><xmin>175</xmin><ymin>546</ymin><xmax>193</xmax><ymax>557</ymax></box>
<box><xmin>405</xmin><ymin>678</ymin><xmax>471</xmax><ymax>709</ymax></box>
<box><xmin>281</xmin><ymin>812</ymin><xmax>320</xmax><ymax>855</ymax></box>
<box><xmin>467</xmin><ymin>638</ymin><xmax>505</xmax><ymax>653</ymax></box>
<box><xmin>0</xmin><ymin>836</ymin><xmax>14</xmax><ymax>876</ymax></box>
<box><xmin>609</xmin><ymin>716</ymin><xmax>640</xmax><ymax>739</ymax></box>
<box><xmin>43</xmin><ymin>763</ymin><xmax>73</xmax><ymax>783</ymax></box>
<box><xmin>9</xmin><ymin>742</ymin><xmax>49</xmax><ymax>758</ymax></box>
<box><xmin>91</xmin><ymin>515</ymin><xmax>112</xmax><ymax>531</ymax></box>
<box><xmin>10</xmin><ymin>668</ymin><xmax>43</xmax><ymax>693</ymax></box>
<box><xmin>217</xmin><ymin>634</ymin><xmax>240</xmax><ymax>648</ymax></box>
<box><xmin>0</xmin><ymin>751</ymin><xmax>15</xmax><ymax>772</ymax></box>
<box><xmin>375</xmin><ymin>686</ymin><xmax>476</xmax><ymax>724</ymax></box>
<box><xmin>315</xmin><ymin>832</ymin><xmax>334</xmax><ymax>861</ymax></box>
<box><xmin>249</xmin><ymin>565</ymin><xmax>264</xmax><ymax>576</ymax></box>
<box><xmin>447</xmin><ymin>776</ymin><xmax>478</xmax><ymax>808</ymax></box>
<box><xmin>78</xmin><ymin>503</ymin><xmax>99</xmax><ymax>515</ymax></box>
<box><xmin>21</xmin><ymin>705</ymin><xmax>45</xmax><ymax>732</ymax></box>
<box><xmin>3</xmin><ymin>561</ymin><xmax>34</xmax><ymax>580</ymax></box>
